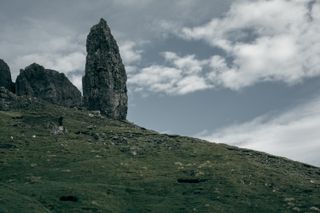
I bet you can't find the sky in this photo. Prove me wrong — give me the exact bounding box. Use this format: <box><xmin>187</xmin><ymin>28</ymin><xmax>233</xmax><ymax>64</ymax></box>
<box><xmin>0</xmin><ymin>0</ymin><xmax>320</xmax><ymax>167</ymax></box>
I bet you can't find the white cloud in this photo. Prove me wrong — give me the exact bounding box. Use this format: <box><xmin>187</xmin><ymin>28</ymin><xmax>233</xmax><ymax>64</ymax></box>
<box><xmin>128</xmin><ymin>65</ymin><xmax>181</xmax><ymax>94</ymax></box>
<box><xmin>130</xmin><ymin>0</ymin><xmax>320</xmax><ymax>94</ymax></box>
<box><xmin>162</xmin><ymin>52</ymin><xmax>205</xmax><ymax>74</ymax></box>
<box><xmin>179</xmin><ymin>0</ymin><xmax>320</xmax><ymax>90</ymax></box>
<box><xmin>0</xmin><ymin>18</ymin><xmax>86</xmax><ymax>80</ymax></box>
<box><xmin>175</xmin><ymin>75</ymin><xmax>210</xmax><ymax>95</ymax></box>
<box><xmin>15</xmin><ymin>52</ymin><xmax>86</xmax><ymax>76</ymax></box>
<box><xmin>68</xmin><ymin>73</ymin><xmax>83</xmax><ymax>92</ymax></box>
<box><xmin>155</xmin><ymin>20</ymin><xmax>185</xmax><ymax>38</ymax></box>
<box><xmin>119</xmin><ymin>40</ymin><xmax>143</xmax><ymax>65</ymax></box>
<box><xmin>197</xmin><ymin>96</ymin><xmax>320</xmax><ymax>167</ymax></box>
<box><xmin>128</xmin><ymin>52</ymin><xmax>212</xmax><ymax>95</ymax></box>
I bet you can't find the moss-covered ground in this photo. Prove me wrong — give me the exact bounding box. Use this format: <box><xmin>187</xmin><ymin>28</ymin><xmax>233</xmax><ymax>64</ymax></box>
<box><xmin>0</xmin><ymin>103</ymin><xmax>319</xmax><ymax>212</ymax></box>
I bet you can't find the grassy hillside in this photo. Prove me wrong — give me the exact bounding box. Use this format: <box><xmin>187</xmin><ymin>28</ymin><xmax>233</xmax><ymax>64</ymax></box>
<box><xmin>0</xmin><ymin>102</ymin><xmax>319</xmax><ymax>212</ymax></box>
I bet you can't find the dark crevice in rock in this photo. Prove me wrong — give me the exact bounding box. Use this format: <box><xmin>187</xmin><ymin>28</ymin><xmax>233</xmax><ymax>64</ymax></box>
<box><xmin>0</xmin><ymin>59</ymin><xmax>14</xmax><ymax>92</ymax></box>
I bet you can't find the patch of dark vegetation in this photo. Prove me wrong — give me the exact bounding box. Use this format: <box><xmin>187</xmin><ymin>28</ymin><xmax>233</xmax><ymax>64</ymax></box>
<box><xmin>302</xmin><ymin>163</ymin><xmax>317</xmax><ymax>169</ymax></box>
<box><xmin>59</xmin><ymin>195</ymin><xmax>78</xmax><ymax>202</ymax></box>
<box><xmin>177</xmin><ymin>178</ymin><xmax>208</xmax><ymax>184</ymax></box>
<box><xmin>226</xmin><ymin>146</ymin><xmax>240</xmax><ymax>151</ymax></box>
<box><xmin>82</xmin><ymin>207</ymin><xmax>99</xmax><ymax>212</ymax></box>
<box><xmin>165</xmin><ymin>134</ymin><xmax>180</xmax><ymax>139</ymax></box>
<box><xmin>22</xmin><ymin>115</ymin><xmax>57</xmax><ymax>127</ymax></box>
<box><xmin>266</xmin><ymin>155</ymin><xmax>278</xmax><ymax>159</ymax></box>
<box><xmin>240</xmin><ymin>149</ymin><xmax>253</xmax><ymax>153</ymax></box>
<box><xmin>11</xmin><ymin>115</ymin><xmax>23</xmax><ymax>119</ymax></box>
<box><xmin>0</xmin><ymin>144</ymin><xmax>17</xmax><ymax>149</ymax></box>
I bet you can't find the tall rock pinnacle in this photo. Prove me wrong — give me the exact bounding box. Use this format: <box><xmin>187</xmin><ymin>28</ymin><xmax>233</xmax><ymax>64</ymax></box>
<box><xmin>82</xmin><ymin>18</ymin><xmax>128</xmax><ymax>120</ymax></box>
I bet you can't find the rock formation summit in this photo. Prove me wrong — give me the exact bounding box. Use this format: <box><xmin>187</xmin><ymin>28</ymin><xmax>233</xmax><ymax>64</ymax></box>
<box><xmin>83</xmin><ymin>18</ymin><xmax>128</xmax><ymax>120</ymax></box>
<box><xmin>0</xmin><ymin>59</ymin><xmax>14</xmax><ymax>92</ymax></box>
<box><xmin>16</xmin><ymin>63</ymin><xmax>82</xmax><ymax>107</ymax></box>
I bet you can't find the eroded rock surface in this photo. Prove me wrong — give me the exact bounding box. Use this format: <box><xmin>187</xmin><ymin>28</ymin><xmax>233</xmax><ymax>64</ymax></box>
<box><xmin>16</xmin><ymin>63</ymin><xmax>82</xmax><ymax>107</ymax></box>
<box><xmin>82</xmin><ymin>18</ymin><xmax>128</xmax><ymax>120</ymax></box>
<box><xmin>0</xmin><ymin>59</ymin><xmax>14</xmax><ymax>92</ymax></box>
<box><xmin>0</xmin><ymin>87</ymin><xmax>39</xmax><ymax>111</ymax></box>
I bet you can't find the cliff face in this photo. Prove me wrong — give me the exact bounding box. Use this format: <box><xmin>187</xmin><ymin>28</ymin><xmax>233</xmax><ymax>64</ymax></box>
<box><xmin>0</xmin><ymin>59</ymin><xmax>14</xmax><ymax>92</ymax></box>
<box><xmin>82</xmin><ymin>18</ymin><xmax>128</xmax><ymax>120</ymax></box>
<box><xmin>16</xmin><ymin>63</ymin><xmax>82</xmax><ymax>107</ymax></box>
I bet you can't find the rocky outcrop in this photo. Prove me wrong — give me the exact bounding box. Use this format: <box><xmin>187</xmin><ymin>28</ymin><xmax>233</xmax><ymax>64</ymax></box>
<box><xmin>82</xmin><ymin>18</ymin><xmax>128</xmax><ymax>120</ymax></box>
<box><xmin>0</xmin><ymin>87</ymin><xmax>40</xmax><ymax>111</ymax></box>
<box><xmin>0</xmin><ymin>87</ymin><xmax>17</xmax><ymax>111</ymax></box>
<box><xmin>16</xmin><ymin>63</ymin><xmax>82</xmax><ymax>107</ymax></box>
<box><xmin>0</xmin><ymin>59</ymin><xmax>14</xmax><ymax>92</ymax></box>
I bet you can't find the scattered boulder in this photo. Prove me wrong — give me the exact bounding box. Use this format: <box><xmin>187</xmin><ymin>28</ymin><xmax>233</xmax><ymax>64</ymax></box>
<box><xmin>83</xmin><ymin>18</ymin><xmax>128</xmax><ymax>120</ymax></box>
<box><xmin>0</xmin><ymin>59</ymin><xmax>14</xmax><ymax>92</ymax></box>
<box><xmin>16</xmin><ymin>63</ymin><xmax>82</xmax><ymax>107</ymax></box>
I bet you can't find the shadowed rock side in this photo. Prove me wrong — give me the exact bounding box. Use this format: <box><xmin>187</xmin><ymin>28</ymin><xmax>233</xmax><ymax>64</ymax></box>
<box><xmin>0</xmin><ymin>59</ymin><xmax>14</xmax><ymax>92</ymax></box>
<box><xmin>0</xmin><ymin>87</ymin><xmax>44</xmax><ymax>111</ymax></box>
<box><xmin>0</xmin><ymin>87</ymin><xmax>18</xmax><ymax>111</ymax></box>
<box><xmin>83</xmin><ymin>18</ymin><xmax>128</xmax><ymax>120</ymax></box>
<box><xmin>16</xmin><ymin>63</ymin><xmax>82</xmax><ymax>107</ymax></box>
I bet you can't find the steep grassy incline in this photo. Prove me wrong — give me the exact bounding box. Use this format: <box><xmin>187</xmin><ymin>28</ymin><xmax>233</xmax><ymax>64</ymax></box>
<box><xmin>0</xmin><ymin>103</ymin><xmax>319</xmax><ymax>212</ymax></box>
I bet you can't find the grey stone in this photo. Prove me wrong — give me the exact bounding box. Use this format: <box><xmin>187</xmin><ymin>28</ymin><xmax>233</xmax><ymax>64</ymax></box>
<box><xmin>83</xmin><ymin>18</ymin><xmax>128</xmax><ymax>120</ymax></box>
<box><xmin>16</xmin><ymin>63</ymin><xmax>82</xmax><ymax>107</ymax></box>
<box><xmin>0</xmin><ymin>87</ymin><xmax>34</xmax><ymax>110</ymax></box>
<box><xmin>0</xmin><ymin>87</ymin><xmax>17</xmax><ymax>111</ymax></box>
<box><xmin>0</xmin><ymin>59</ymin><xmax>14</xmax><ymax>92</ymax></box>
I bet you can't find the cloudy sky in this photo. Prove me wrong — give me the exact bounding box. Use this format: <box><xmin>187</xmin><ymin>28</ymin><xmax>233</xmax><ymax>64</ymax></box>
<box><xmin>1</xmin><ymin>0</ymin><xmax>320</xmax><ymax>166</ymax></box>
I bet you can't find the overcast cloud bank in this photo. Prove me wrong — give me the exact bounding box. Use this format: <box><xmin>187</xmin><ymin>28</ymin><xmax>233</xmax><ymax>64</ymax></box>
<box><xmin>128</xmin><ymin>0</ymin><xmax>320</xmax><ymax>95</ymax></box>
<box><xmin>197</xmin><ymin>94</ymin><xmax>320</xmax><ymax>167</ymax></box>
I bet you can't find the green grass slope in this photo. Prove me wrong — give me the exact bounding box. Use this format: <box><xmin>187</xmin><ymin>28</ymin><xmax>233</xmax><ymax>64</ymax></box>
<box><xmin>0</xmin><ymin>102</ymin><xmax>319</xmax><ymax>213</ymax></box>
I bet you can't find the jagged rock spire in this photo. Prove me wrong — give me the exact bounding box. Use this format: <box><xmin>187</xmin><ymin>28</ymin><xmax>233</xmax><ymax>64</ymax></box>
<box><xmin>0</xmin><ymin>59</ymin><xmax>14</xmax><ymax>92</ymax></box>
<box><xmin>16</xmin><ymin>63</ymin><xmax>82</xmax><ymax>107</ymax></box>
<box><xmin>82</xmin><ymin>18</ymin><xmax>128</xmax><ymax>120</ymax></box>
